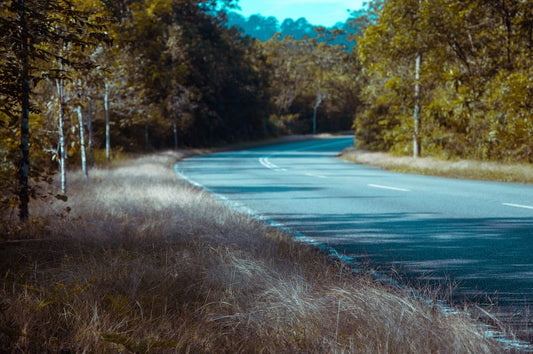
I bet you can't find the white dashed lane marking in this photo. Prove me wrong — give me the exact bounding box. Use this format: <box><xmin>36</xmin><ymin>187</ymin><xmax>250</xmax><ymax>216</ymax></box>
<box><xmin>368</xmin><ymin>184</ymin><xmax>411</xmax><ymax>192</ymax></box>
<box><xmin>502</xmin><ymin>203</ymin><xmax>533</xmax><ymax>210</ymax></box>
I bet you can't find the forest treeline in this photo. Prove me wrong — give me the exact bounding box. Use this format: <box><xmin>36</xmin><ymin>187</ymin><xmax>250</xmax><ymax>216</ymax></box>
<box><xmin>1</xmin><ymin>0</ymin><xmax>533</xmax><ymax>220</ymax></box>
<box><xmin>224</xmin><ymin>10</ymin><xmax>365</xmax><ymax>46</ymax></box>
<box><xmin>356</xmin><ymin>0</ymin><xmax>533</xmax><ymax>161</ymax></box>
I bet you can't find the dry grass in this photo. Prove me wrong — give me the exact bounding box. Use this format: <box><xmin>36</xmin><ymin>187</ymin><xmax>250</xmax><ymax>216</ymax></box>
<box><xmin>0</xmin><ymin>151</ymin><xmax>505</xmax><ymax>352</ymax></box>
<box><xmin>341</xmin><ymin>149</ymin><xmax>533</xmax><ymax>184</ymax></box>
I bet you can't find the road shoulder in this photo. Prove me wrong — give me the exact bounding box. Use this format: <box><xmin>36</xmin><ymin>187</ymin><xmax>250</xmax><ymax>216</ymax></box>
<box><xmin>340</xmin><ymin>148</ymin><xmax>533</xmax><ymax>184</ymax></box>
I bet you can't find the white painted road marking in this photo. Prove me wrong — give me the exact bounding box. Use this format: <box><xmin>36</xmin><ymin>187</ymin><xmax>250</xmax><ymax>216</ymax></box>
<box><xmin>502</xmin><ymin>203</ymin><xmax>533</xmax><ymax>210</ymax></box>
<box><xmin>259</xmin><ymin>157</ymin><xmax>277</xmax><ymax>169</ymax></box>
<box><xmin>368</xmin><ymin>184</ymin><xmax>410</xmax><ymax>192</ymax></box>
<box><xmin>258</xmin><ymin>137</ymin><xmax>352</xmax><ymax>174</ymax></box>
<box><xmin>305</xmin><ymin>173</ymin><xmax>327</xmax><ymax>179</ymax></box>
<box><xmin>259</xmin><ymin>157</ymin><xmax>287</xmax><ymax>171</ymax></box>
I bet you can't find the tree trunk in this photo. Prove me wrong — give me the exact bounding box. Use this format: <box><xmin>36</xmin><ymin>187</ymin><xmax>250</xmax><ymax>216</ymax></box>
<box><xmin>413</xmin><ymin>0</ymin><xmax>422</xmax><ymax>158</ymax></box>
<box><xmin>87</xmin><ymin>97</ymin><xmax>94</xmax><ymax>167</ymax></box>
<box><xmin>413</xmin><ymin>52</ymin><xmax>421</xmax><ymax>158</ymax></box>
<box><xmin>313</xmin><ymin>91</ymin><xmax>323</xmax><ymax>135</ymax></box>
<box><xmin>17</xmin><ymin>0</ymin><xmax>30</xmax><ymax>220</ymax></box>
<box><xmin>77</xmin><ymin>105</ymin><xmax>88</xmax><ymax>178</ymax></box>
<box><xmin>173</xmin><ymin>116</ymin><xmax>178</xmax><ymax>149</ymax></box>
<box><xmin>104</xmin><ymin>81</ymin><xmax>111</xmax><ymax>161</ymax></box>
<box><xmin>56</xmin><ymin>79</ymin><xmax>67</xmax><ymax>194</ymax></box>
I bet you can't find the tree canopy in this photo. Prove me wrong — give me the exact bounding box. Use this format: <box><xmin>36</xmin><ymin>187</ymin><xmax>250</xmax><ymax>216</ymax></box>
<box><xmin>355</xmin><ymin>0</ymin><xmax>533</xmax><ymax>161</ymax></box>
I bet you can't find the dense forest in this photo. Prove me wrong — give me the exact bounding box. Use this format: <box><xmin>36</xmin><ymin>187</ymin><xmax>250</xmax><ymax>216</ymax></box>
<box><xmin>1</xmin><ymin>0</ymin><xmax>533</xmax><ymax>220</ymax></box>
<box><xmin>356</xmin><ymin>0</ymin><xmax>533</xmax><ymax>161</ymax></box>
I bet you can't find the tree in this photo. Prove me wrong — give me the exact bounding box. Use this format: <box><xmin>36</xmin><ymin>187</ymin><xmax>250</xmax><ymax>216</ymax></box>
<box><xmin>355</xmin><ymin>0</ymin><xmax>533</xmax><ymax>162</ymax></box>
<box><xmin>305</xmin><ymin>29</ymin><xmax>352</xmax><ymax>134</ymax></box>
<box><xmin>262</xmin><ymin>28</ymin><xmax>359</xmax><ymax>134</ymax></box>
<box><xmin>0</xmin><ymin>0</ymin><xmax>108</xmax><ymax>219</ymax></box>
<box><xmin>118</xmin><ymin>0</ymin><xmax>269</xmax><ymax>147</ymax></box>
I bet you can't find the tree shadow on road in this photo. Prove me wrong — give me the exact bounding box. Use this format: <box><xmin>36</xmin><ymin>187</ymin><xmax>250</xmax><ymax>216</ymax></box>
<box><xmin>266</xmin><ymin>211</ymin><xmax>533</xmax><ymax>311</ymax></box>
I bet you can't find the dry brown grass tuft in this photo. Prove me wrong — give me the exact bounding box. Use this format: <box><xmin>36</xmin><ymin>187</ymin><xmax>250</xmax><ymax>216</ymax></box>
<box><xmin>1</xmin><ymin>151</ymin><xmax>505</xmax><ymax>352</ymax></box>
<box><xmin>342</xmin><ymin>149</ymin><xmax>533</xmax><ymax>184</ymax></box>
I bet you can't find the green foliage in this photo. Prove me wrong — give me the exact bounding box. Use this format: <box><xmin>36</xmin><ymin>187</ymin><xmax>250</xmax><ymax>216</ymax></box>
<box><xmin>261</xmin><ymin>31</ymin><xmax>361</xmax><ymax>134</ymax></box>
<box><xmin>0</xmin><ymin>0</ymin><xmax>110</xmax><ymax>219</ymax></box>
<box><xmin>115</xmin><ymin>0</ymin><xmax>271</xmax><ymax>147</ymax></box>
<box><xmin>355</xmin><ymin>0</ymin><xmax>533</xmax><ymax>162</ymax></box>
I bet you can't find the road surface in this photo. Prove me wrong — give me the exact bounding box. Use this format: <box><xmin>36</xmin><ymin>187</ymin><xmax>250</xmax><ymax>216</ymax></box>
<box><xmin>176</xmin><ymin>136</ymin><xmax>533</xmax><ymax>328</ymax></box>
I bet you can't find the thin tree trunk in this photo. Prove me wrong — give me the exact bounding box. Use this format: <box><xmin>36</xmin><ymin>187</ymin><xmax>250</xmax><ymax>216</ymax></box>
<box><xmin>77</xmin><ymin>105</ymin><xmax>88</xmax><ymax>178</ymax></box>
<box><xmin>56</xmin><ymin>79</ymin><xmax>67</xmax><ymax>194</ymax></box>
<box><xmin>413</xmin><ymin>52</ymin><xmax>421</xmax><ymax>158</ymax></box>
<box><xmin>173</xmin><ymin>116</ymin><xmax>178</xmax><ymax>149</ymax></box>
<box><xmin>313</xmin><ymin>90</ymin><xmax>324</xmax><ymax>135</ymax></box>
<box><xmin>17</xmin><ymin>0</ymin><xmax>30</xmax><ymax>220</ymax></box>
<box><xmin>104</xmin><ymin>81</ymin><xmax>110</xmax><ymax>161</ymax></box>
<box><xmin>87</xmin><ymin>97</ymin><xmax>94</xmax><ymax>167</ymax></box>
<box><xmin>413</xmin><ymin>0</ymin><xmax>422</xmax><ymax>158</ymax></box>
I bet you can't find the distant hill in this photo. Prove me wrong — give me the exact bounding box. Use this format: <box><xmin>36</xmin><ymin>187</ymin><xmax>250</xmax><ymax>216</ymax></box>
<box><xmin>224</xmin><ymin>11</ymin><xmax>367</xmax><ymax>47</ymax></box>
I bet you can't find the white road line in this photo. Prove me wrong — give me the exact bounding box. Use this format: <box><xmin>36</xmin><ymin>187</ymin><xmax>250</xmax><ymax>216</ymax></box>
<box><xmin>502</xmin><ymin>203</ymin><xmax>533</xmax><ymax>210</ymax></box>
<box><xmin>305</xmin><ymin>173</ymin><xmax>327</xmax><ymax>179</ymax></box>
<box><xmin>368</xmin><ymin>184</ymin><xmax>410</xmax><ymax>192</ymax></box>
<box><xmin>259</xmin><ymin>157</ymin><xmax>287</xmax><ymax>172</ymax></box>
<box><xmin>260</xmin><ymin>156</ymin><xmax>326</xmax><ymax>177</ymax></box>
<box><xmin>258</xmin><ymin>137</ymin><xmax>352</xmax><ymax>173</ymax></box>
<box><xmin>259</xmin><ymin>157</ymin><xmax>277</xmax><ymax>169</ymax></box>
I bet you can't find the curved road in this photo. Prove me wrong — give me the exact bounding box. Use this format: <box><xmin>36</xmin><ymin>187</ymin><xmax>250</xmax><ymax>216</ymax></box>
<box><xmin>176</xmin><ymin>136</ymin><xmax>533</xmax><ymax>329</ymax></box>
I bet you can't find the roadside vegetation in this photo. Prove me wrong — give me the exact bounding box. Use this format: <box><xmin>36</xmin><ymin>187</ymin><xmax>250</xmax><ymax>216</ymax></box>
<box><xmin>0</xmin><ymin>152</ymin><xmax>506</xmax><ymax>352</ymax></box>
<box><xmin>355</xmin><ymin>0</ymin><xmax>533</xmax><ymax>162</ymax></box>
<box><xmin>341</xmin><ymin>148</ymin><xmax>533</xmax><ymax>184</ymax></box>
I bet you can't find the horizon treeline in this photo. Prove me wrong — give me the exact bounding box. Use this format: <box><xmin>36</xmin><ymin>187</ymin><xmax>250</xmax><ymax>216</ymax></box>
<box><xmin>224</xmin><ymin>10</ymin><xmax>366</xmax><ymax>46</ymax></box>
<box><xmin>2</xmin><ymin>0</ymin><xmax>533</xmax><ymax>220</ymax></box>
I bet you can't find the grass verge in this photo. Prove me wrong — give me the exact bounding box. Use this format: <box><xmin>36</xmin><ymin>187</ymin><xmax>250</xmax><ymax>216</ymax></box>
<box><xmin>341</xmin><ymin>149</ymin><xmax>533</xmax><ymax>184</ymax></box>
<box><xmin>1</xmin><ymin>151</ymin><xmax>506</xmax><ymax>352</ymax></box>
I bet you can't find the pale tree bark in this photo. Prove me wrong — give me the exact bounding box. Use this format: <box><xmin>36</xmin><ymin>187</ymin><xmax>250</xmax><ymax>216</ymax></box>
<box><xmin>104</xmin><ymin>80</ymin><xmax>111</xmax><ymax>161</ymax></box>
<box><xmin>77</xmin><ymin>104</ymin><xmax>88</xmax><ymax>178</ymax></box>
<box><xmin>413</xmin><ymin>0</ymin><xmax>423</xmax><ymax>158</ymax></box>
<box><xmin>413</xmin><ymin>52</ymin><xmax>421</xmax><ymax>158</ymax></box>
<box><xmin>312</xmin><ymin>90</ymin><xmax>325</xmax><ymax>135</ymax></box>
<box><xmin>87</xmin><ymin>97</ymin><xmax>94</xmax><ymax>167</ymax></box>
<box><xmin>56</xmin><ymin>78</ymin><xmax>67</xmax><ymax>194</ymax></box>
<box><xmin>173</xmin><ymin>116</ymin><xmax>178</xmax><ymax>149</ymax></box>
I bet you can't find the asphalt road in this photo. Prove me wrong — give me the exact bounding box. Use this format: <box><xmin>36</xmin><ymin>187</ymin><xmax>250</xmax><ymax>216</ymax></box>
<box><xmin>176</xmin><ymin>136</ymin><xmax>533</xmax><ymax>323</ymax></box>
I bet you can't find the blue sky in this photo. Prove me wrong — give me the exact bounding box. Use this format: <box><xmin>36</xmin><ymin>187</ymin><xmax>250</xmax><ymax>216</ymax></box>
<box><xmin>233</xmin><ymin>0</ymin><xmax>367</xmax><ymax>27</ymax></box>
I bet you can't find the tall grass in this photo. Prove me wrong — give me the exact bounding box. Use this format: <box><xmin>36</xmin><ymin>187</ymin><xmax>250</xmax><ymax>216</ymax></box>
<box><xmin>1</xmin><ymin>151</ymin><xmax>504</xmax><ymax>352</ymax></box>
<box><xmin>341</xmin><ymin>149</ymin><xmax>533</xmax><ymax>183</ymax></box>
